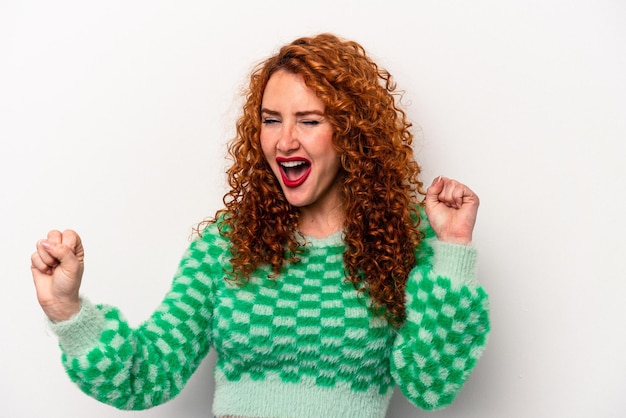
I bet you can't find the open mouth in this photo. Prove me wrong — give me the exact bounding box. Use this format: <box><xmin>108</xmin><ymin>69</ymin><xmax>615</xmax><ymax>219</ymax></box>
<box><xmin>277</xmin><ymin>158</ymin><xmax>311</xmax><ymax>187</ymax></box>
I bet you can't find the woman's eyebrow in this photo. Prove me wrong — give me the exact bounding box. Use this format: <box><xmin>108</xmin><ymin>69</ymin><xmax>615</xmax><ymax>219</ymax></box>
<box><xmin>261</xmin><ymin>108</ymin><xmax>325</xmax><ymax>117</ymax></box>
<box><xmin>260</xmin><ymin>108</ymin><xmax>280</xmax><ymax>116</ymax></box>
<box><xmin>295</xmin><ymin>110</ymin><xmax>325</xmax><ymax>117</ymax></box>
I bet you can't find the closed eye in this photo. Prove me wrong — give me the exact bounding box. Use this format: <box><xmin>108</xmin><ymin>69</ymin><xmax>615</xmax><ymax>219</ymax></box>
<box><xmin>262</xmin><ymin>117</ymin><xmax>280</xmax><ymax>125</ymax></box>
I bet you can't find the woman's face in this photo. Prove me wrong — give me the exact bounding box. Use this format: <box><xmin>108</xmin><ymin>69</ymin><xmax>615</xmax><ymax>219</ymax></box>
<box><xmin>260</xmin><ymin>70</ymin><xmax>341</xmax><ymax>213</ymax></box>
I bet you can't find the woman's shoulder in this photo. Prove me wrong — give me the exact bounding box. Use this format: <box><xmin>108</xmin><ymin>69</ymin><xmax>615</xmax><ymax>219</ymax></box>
<box><xmin>194</xmin><ymin>211</ymin><xmax>232</xmax><ymax>247</ymax></box>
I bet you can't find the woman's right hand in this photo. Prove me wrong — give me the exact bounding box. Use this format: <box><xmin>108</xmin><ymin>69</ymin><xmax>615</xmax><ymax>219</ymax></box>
<box><xmin>31</xmin><ymin>230</ymin><xmax>85</xmax><ymax>322</ymax></box>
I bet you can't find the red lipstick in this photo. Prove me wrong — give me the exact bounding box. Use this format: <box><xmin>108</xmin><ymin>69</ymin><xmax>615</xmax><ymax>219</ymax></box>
<box><xmin>277</xmin><ymin>157</ymin><xmax>311</xmax><ymax>187</ymax></box>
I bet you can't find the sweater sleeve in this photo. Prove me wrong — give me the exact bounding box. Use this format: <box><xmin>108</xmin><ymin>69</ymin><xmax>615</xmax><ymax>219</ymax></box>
<box><xmin>390</xmin><ymin>218</ymin><xmax>490</xmax><ymax>410</ymax></box>
<box><xmin>47</xmin><ymin>224</ymin><xmax>227</xmax><ymax>410</ymax></box>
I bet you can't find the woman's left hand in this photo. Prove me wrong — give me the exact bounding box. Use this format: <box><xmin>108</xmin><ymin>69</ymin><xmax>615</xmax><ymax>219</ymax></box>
<box><xmin>424</xmin><ymin>176</ymin><xmax>479</xmax><ymax>245</ymax></box>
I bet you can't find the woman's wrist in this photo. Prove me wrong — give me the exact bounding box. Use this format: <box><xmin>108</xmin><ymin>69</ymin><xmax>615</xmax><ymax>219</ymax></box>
<box><xmin>44</xmin><ymin>300</ymin><xmax>82</xmax><ymax>323</ymax></box>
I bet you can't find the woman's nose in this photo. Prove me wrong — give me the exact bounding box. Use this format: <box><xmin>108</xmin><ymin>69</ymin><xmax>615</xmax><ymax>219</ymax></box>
<box><xmin>276</xmin><ymin>124</ymin><xmax>299</xmax><ymax>153</ymax></box>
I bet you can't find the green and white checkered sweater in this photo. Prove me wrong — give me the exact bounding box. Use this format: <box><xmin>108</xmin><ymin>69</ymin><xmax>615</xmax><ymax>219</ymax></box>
<box><xmin>50</xmin><ymin>217</ymin><xmax>489</xmax><ymax>418</ymax></box>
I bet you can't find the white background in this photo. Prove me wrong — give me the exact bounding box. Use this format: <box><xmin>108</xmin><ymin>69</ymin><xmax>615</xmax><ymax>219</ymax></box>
<box><xmin>1</xmin><ymin>1</ymin><xmax>625</xmax><ymax>417</ymax></box>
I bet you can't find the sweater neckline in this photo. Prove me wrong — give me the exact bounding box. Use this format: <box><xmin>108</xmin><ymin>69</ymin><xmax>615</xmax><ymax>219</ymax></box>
<box><xmin>297</xmin><ymin>229</ymin><xmax>344</xmax><ymax>247</ymax></box>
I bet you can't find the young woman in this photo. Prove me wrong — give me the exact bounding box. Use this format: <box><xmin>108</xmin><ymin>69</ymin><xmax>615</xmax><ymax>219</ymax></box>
<box><xmin>31</xmin><ymin>33</ymin><xmax>490</xmax><ymax>418</ymax></box>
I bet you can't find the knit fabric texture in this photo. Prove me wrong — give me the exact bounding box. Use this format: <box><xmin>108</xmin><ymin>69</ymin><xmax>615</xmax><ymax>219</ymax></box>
<box><xmin>50</xmin><ymin>216</ymin><xmax>490</xmax><ymax>418</ymax></box>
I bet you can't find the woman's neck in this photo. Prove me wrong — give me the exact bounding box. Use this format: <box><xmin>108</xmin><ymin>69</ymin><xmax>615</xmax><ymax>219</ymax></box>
<box><xmin>298</xmin><ymin>204</ymin><xmax>345</xmax><ymax>239</ymax></box>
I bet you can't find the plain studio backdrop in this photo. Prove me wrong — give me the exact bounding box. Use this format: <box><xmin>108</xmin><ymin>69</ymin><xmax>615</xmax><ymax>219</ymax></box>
<box><xmin>1</xmin><ymin>1</ymin><xmax>624</xmax><ymax>417</ymax></box>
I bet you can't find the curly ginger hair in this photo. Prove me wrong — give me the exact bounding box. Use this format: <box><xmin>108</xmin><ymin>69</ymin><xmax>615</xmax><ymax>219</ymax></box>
<box><xmin>203</xmin><ymin>33</ymin><xmax>425</xmax><ymax>325</ymax></box>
